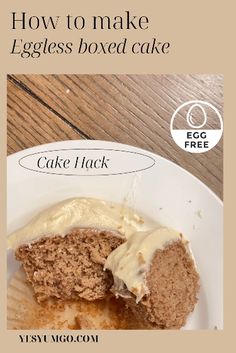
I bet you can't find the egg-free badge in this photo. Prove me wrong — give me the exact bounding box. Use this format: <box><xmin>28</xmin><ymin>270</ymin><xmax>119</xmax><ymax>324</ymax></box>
<box><xmin>170</xmin><ymin>100</ymin><xmax>223</xmax><ymax>153</ymax></box>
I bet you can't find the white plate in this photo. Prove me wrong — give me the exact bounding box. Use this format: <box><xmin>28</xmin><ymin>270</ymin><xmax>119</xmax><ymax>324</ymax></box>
<box><xmin>7</xmin><ymin>140</ymin><xmax>223</xmax><ymax>330</ymax></box>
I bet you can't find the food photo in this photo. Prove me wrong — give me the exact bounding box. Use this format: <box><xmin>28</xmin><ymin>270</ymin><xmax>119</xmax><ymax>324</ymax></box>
<box><xmin>7</xmin><ymin>74</ymin><xmax>223</xmax><ymax>330</ymax></box>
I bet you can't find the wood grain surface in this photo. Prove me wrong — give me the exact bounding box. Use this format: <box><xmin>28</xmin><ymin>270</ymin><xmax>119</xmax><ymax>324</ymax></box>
<box><xmin>7</xmin><ymin>74</ymin><xmax>223</xmax><ymax>198</ymax></box>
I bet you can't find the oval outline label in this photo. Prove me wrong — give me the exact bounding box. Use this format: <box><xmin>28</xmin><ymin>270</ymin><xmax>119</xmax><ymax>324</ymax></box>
<box><xmin>18</xmin><ymin>148</ymin><xmax>156</xmax><ymax>176</ymax></box>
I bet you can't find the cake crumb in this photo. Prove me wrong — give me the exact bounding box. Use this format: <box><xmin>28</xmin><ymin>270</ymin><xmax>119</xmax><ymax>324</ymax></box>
<box><xmin>196</xmin><ymin>210</ymin><xmax>203</xmax><ymax>219</ymax></box>
<box><xmin>137</xmin><ymin>252</ymin><xmax>146</xmax><ymax>265</ymax></box>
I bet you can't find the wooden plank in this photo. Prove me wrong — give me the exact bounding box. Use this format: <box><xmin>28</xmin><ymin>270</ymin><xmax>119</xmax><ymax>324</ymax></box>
<box><xmin>9</xmin><ymin>74</ymin><xmax>223</xmax><ymax>198</ymax></box>
<box><xmin>7</xmin><ymin>79</ymin><xmax>84</xmax><ymax>155</ymax></box>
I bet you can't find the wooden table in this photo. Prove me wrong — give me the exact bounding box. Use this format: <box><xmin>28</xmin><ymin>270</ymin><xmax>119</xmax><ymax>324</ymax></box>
<box><xmin>7</xmin><ymin>74</ymin><xmax>223</xmax><ymax>199</ymax></box>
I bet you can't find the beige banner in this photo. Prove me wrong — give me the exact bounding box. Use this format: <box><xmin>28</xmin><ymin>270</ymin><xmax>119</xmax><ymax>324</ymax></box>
<box><xmin>1</xmin><ymin>1</ymin><xmax>235</xmax><ymax>352</ymax></box>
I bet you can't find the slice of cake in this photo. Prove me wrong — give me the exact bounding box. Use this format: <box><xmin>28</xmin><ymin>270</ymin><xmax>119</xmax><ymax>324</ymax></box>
<box><xmin>105</xmin><ymin>228</ymin><xmax>200</xmax><ymax>329</ymax></box>
<box><xmin>15</xmin><ymin>228</ymin><xmax>124</xmax><ymax>303</ymax></box>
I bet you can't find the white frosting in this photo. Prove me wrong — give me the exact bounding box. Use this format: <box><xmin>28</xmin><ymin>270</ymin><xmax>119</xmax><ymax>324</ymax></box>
<box><xmin>7</xmin><ymin>197</ymin><xmax>151</xmax><ymax>250</ymax></box>
<box><xmin>104</xmin><ymin>228</ymin><xmax>183</xmax><ymax>303</ymax></box>
<box><xmin>8</xmin><ymin>198</ymin><xmax>193</xmax><ymax>305</ymax></box>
